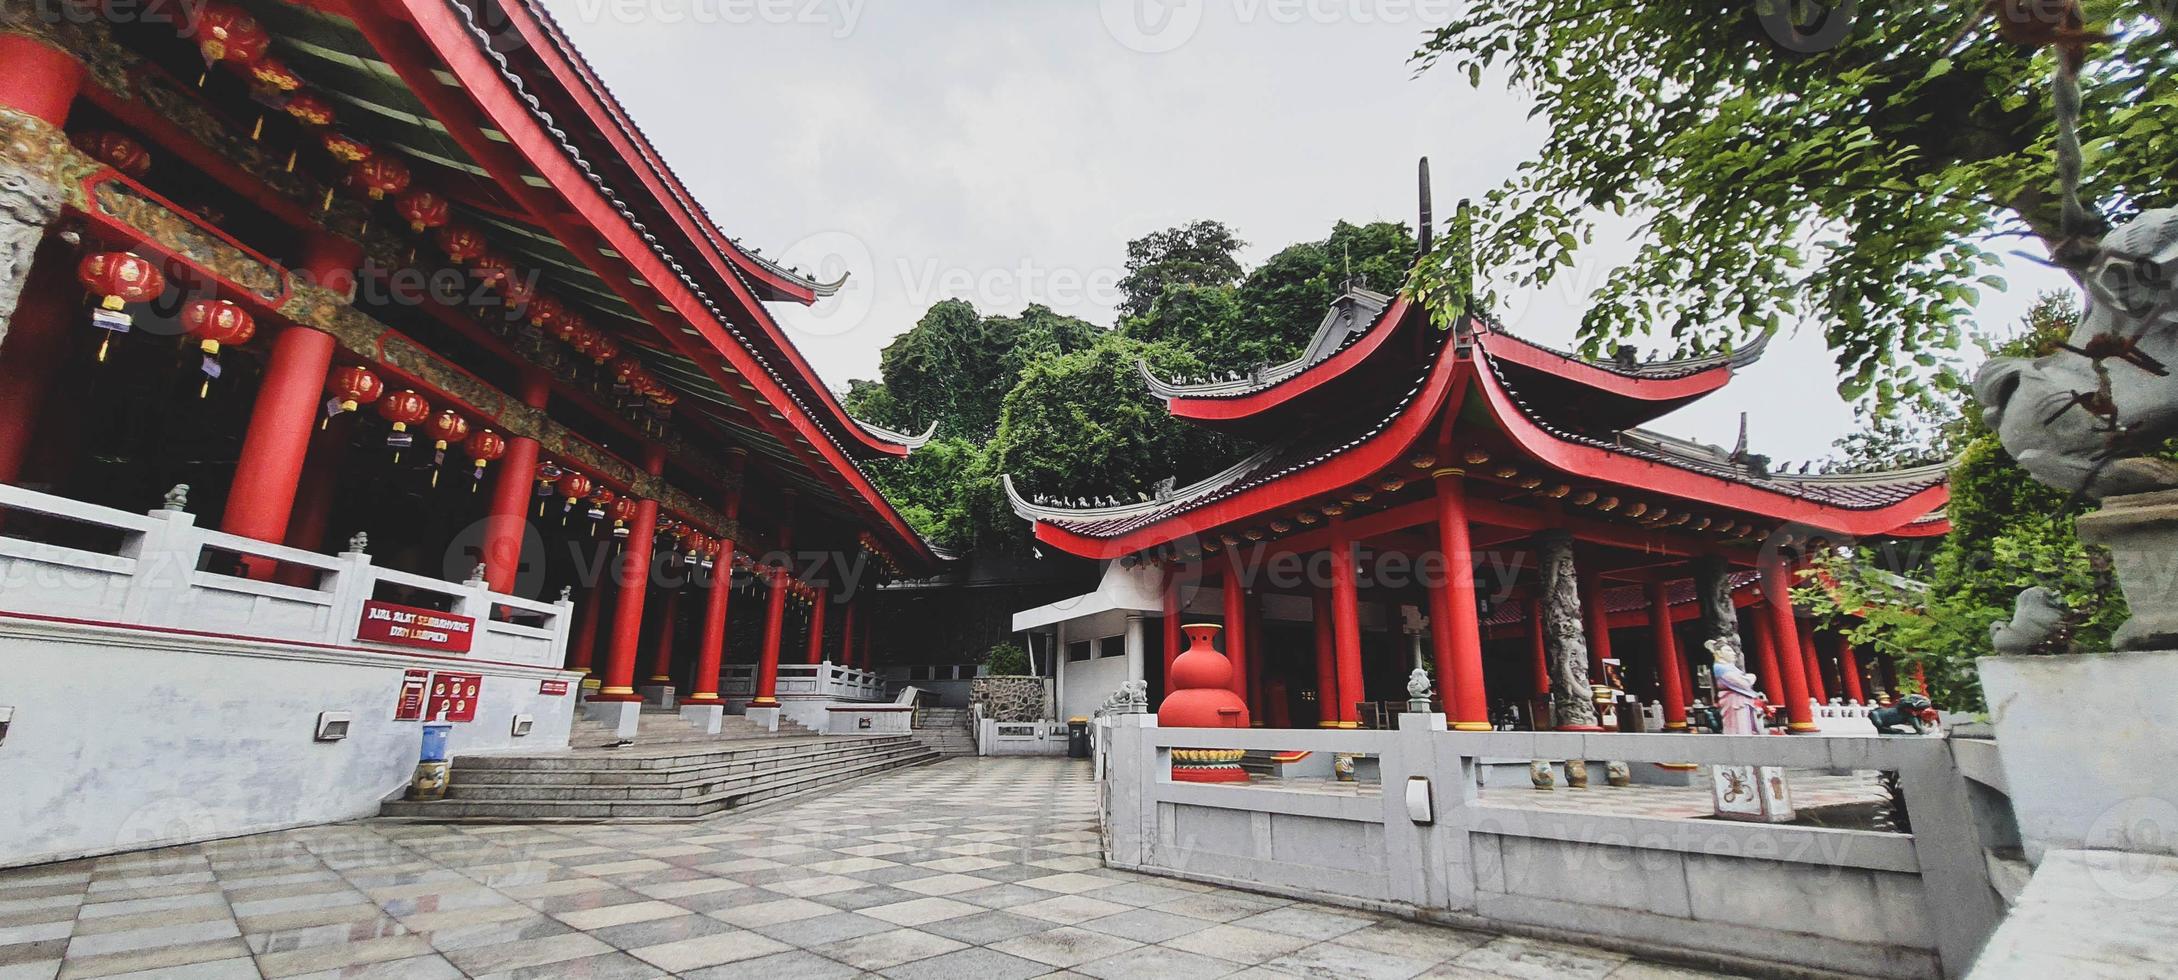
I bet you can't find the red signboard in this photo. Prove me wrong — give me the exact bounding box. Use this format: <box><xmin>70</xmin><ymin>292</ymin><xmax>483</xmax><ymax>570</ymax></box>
<box><xmin>540</xmin><ymin>680</ymin><xmax>571</xmax><ymax>696</ymax></box>
<box><xmin>393</xmin><ymin>668</ymin><xmax>430</xmax><ymax>721</ymax></box>
<box><xmin>425</xmin><ymin>672</ymin><xmax>483</xmax><ymax>723</ymax></box>
<box><xmin>357</xmin><ymin>600</ymin><xmax>476</xmax><ymax>654</ymax></box>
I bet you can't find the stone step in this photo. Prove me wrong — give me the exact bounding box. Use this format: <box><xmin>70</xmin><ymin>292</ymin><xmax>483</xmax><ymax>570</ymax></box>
<box><xmin>451</xmin><ymin>737</ymin><xmax>925</xmax><ymax>786</ymax></box>
<box><xmin>380</xmin><ymin>744</ymin><xmax>939</xmax><ymax>820</ymax></box>
<box><xmin>443</xmin><ymin>744</ymin><xmax>939</xmax><ymax>802</ymax></box>
<box><xmin>456</xmin><ymin>735</ymin><xmax>920</xmax><ymax>773</ymax></box>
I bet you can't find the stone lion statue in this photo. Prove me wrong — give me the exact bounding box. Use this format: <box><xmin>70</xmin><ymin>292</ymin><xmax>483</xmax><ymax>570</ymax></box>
<box><xmin>1975</xmin><ymin>208</ymin><xmax>2178</xmax><ymax>501</ymax></box>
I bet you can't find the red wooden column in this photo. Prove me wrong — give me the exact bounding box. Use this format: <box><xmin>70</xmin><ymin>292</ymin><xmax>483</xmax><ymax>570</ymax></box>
<box><xmin>0</xmin><ymin>38</ymin><xmax>85</xmax><ymax>483</ymax></box>
<box><xmin>1430</xmin><ymin>470</ymin><xmax>1489</xmax><ymax>730</ymax></box>
<box><xmin>1329</xmin><ymin>533</ymin><xmax>1365</xmax><ymax>728</ymax></box>
<box><xmin>1221</xmin><ymin>552</ymin><xmax>1250</xmax><ymax>710</ymax></box>
<box><xmin>805</xmin><ymin>585</ymin><xmax>829</xmax><ymax>664</ymax></box>
<box><xmin>751</xmin><ymin>565</ymin><xmax>790</xmax><ymax>707</ymax></box>
<box><xmin>221</xmin><ymin>238</ymin><xmax>357</xmax><ymax>577</ymax></box>
<box><xmin>1528</xmin><ymin>598</ymin><xmax>1550</xmax><ymax>701</ymax></box>
<box><xmin>481</xmin><ymin>371</ymin><xmax>550</xmax><ymax>593</ymax></box>
<box><xmin>1578</xmin><ymin>566</ymin><xmax>1615</xmax><ymax>681</ymax></box>
<box><xmin>1748</xmin><ymin>608</ymin><xmax>1788</xmax><ymax>705</ymax></box>
<box><xmin>1759</xmin><ymin>554</ymin><xmax>1818</xmax><ymax>732</ymax></box>
<box><xmin>1834</xmin><ymin>636</ymin><xmax>1866</xmax><ymax>703</ymax></box>
<box><xmin>646</xmin><ymin>588</ymin><xmax>680</xmax><ymax>685</ymax></box>
<box><xmin>839</xmin><ymin>596</ymin><xmax>859</xmax><ymax>670</ymax></box>
<box><xmin>1646</xmin><ymin>581</ymin><xmax>1690</xmax><ymax>730</ymax></box>
<box><xmin>1312</xmin><ymin>589</ymin><xmax>1338</xmax><ymax>727</ymax></box>
<box><xmin>592</xmin><ymin>447</ymin><xmax>666</xmax><ymax>703</ymax></box>
<box><xmin>683</xmin><ymin>456</ymin><xmax>744</xmax><ymax>705</ymax></box>
<box><xmin>1162</xmin><ymin>566</ymin><xmax>1183</xmax><ymax>690</ymax></box>
<box><xmin>1797</xmin><ymin>619</ymin><xmax>1829</xmax><ymax>705</ymax></box>
<box><xmin>568</xmin><ymin>576</ymin><xmax>609</xmax><ymax>687</ymax></box>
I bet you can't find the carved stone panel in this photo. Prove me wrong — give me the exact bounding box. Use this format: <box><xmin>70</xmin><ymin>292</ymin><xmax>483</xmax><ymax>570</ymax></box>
<box><xmin>1536</xmin><ymin>530</ymin><xmax>1596</xmax><ymax>729</ymax></box>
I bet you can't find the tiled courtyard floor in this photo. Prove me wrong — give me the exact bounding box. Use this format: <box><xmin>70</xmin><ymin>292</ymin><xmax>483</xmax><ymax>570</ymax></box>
<box><xmin>0</xmin><ymin>758</ymin><xmax>1748</xmax><ymax>979</ymax></box>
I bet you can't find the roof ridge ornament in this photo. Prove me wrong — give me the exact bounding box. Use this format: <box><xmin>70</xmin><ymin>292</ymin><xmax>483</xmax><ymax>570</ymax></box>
<box><xmin>1417</xmin><ymin>157</ymin><xmax>1434</xmax><ymax>256</ymax></box>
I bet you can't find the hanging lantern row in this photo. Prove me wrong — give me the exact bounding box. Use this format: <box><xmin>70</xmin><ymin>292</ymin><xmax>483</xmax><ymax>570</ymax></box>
<box><xmin>156</xmin><ymin>7</ymin><xmax>681</xmax><ymax>441</ymax></box>
<box><xmin>179</xmin><ymin>298</ymin><xmax>255</xmax><ymax>397</ymax></box>
<box><xmin>75</xmin><ymin>251</ymin><xmax>165</xmax><ymax>363</ymax></box>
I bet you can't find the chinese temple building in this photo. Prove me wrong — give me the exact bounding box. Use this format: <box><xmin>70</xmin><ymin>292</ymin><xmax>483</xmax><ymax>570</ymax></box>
<box><xmin>0</xmin><ymin>0</ymin><xmax>934</xmax><ymax>863</ymax></box>
<box><xmin>1007</xmin><ymin>216</ymin><xmax>1950</xmax><ymax>734</ymax></box>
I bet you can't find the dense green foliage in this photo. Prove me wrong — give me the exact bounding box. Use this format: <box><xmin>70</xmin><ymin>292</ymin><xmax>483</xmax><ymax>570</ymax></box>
<box><xmin>980</xmin><ymin>643</ymin><xmax>1031</xmax><ymax>676</ymax></box>
<box><xmin>1412</xmin><ymin>1</ymin><xmax>2175</xmax><ymax>411</ymax></box>
<box><xmin>848</xmin><ymin>219</ymin><xmax>1413</xmax><ymax>554</ymax></box>
<box><xmin>1801</xmin><ymin>294</ymin><xmax>2146</xmax><ymax>710</ymax></box>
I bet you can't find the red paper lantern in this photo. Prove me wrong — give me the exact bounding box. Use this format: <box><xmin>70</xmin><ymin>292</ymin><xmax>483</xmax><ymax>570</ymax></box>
<box><xmin>436</xmin><ymin>224</ymin><xmax>487</xmax><ymax>263</ymax></box>
<box><xmin>348</xmin><ymin>155</ymin><xmax>411</xmax><ymax>201</ymax></box>
<box><xmin>463</xmin><ymin>428</ymin><xmax>507</xmax><ymax>489</ymax></box>
<box><xmin>321</xmin><ymin>132</ymin><xmax>371</xmax><ymax>164</ymax></box>
<box><xmin>606</xmin><ymin>497</ymin><xmax>639</xmax><ymax>539</ymax></box>
<box><xmin>565</xmin><ymin>322</ymin><xmax>598</xmax><ymax>357</ymax></box>
<box><xmin>588</xmin><ymin>334</ymin><xmax>619</xmax><ymax>365</ymax></box>
<box><xmin>424</xmin><ymin>409</ymin><xmax>470</xmax><ymax>451</ymax></box>
<box><xmin>557</xmin><ymin>472</ymin><xmax>592</xmax><ymax>506</ymax></box>
<box><xmin>528</xmin><ymin>294</ymin><xmax>566</xmax><ymax>331</ymax></box>
<box><xmin>497</xmin><ymin>277</ymin><xmax>535</xmax><ymax>318</ymax></box>
<box><xmin>71</xmin><ymin>132</ymin><xmax>151</xmax><ymax>178</ymax></box>
<box><xmin>248</xmin><ymin>58</ymin><xmax>302</xmax><ymax>93</ymax></box>
<box><xmin>551</xmin><ymin>312</ymin><xmax>587</xmax><ymax>345</ymax></box>
<box><xmin>610</xmin><ymin>355</ymin><xmax>643</xmax><ymax>385</ymax></box>
<box><xmin>77</xmin><ymin>251</ymin><xmax>164</xmax><ymax>310</ymax></box>
<box><xmin>326</xmin><ymin>365</ymin><xmax>384</xmax><ymax>413</ymax></box>
<box><xmin>195</xmin><ymin>3</ymin><xmax>269</xmax><ymax>67</ymax></box>
<box><xmin>285</xmin><ymin>92</ymin><xmax>336</xmax><ymax>127</ymax></box>
<box><xmin>470</xmin><ymin>252</ymin><xmax>513</xmax><ymax>286</ymax></box>
<box><xmin>394</xmin><ymin>190</ymin><xmax>449</xmax><ymax>233</ymax></box>
<box><xmin>376</xmin><ymin>389</ymin><xmax>430</xmax><ymax>455</ymax></box>
<box><xmin>181</xmin><ymin>299</ymin><xmax>255</xmax><ymax>354</ymax></box>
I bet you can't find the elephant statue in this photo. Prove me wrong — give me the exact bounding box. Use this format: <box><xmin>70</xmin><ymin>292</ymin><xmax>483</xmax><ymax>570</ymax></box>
<box><xmin>1975</xmin><ymin>208</ymin><xmax>2178</xmax><ymax>501</ymax></box>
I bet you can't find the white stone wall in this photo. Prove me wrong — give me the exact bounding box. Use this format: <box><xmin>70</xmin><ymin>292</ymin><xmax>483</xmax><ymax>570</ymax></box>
<box><xmin>0</xmin><ymin>617</ymin><xmax>578</xmax><ymax>868</ymax></box>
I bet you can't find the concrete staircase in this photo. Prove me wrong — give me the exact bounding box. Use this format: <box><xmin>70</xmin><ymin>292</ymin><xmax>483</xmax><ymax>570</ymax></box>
<box><xmin>565</xmin><ymin>707</ymin><xmax>811</xmax><ymax>749</ymax></box>
<box><xmin>910</xmin><ymin>707</ymin><xmax>976</xmax><ymax>757</ymax></box>
<box><xmin>380</xmin><ymin>710</ymin><xmax>936</xmax><ymax>820</ymax></box>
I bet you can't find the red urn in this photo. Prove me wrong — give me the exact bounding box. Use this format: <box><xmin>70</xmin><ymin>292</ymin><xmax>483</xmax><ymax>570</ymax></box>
<box><xmin>1158</xmin><ymin>623</ymin><xmax>1251</xmax><ymax>783</ymax></box>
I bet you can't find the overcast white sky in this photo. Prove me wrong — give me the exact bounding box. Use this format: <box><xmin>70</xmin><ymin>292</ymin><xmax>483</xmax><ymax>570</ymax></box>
<box><xmin>541</xmin><ymin>0</ymin><xmax>2072</xmax><ymax>464</ymax></box>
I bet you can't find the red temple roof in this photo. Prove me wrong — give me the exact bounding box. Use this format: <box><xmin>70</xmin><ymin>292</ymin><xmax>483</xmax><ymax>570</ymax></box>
<box><xmin>1010</xmin><ymin>288</ymin><xmax>1949</xmax><ymax>561</ymax></box>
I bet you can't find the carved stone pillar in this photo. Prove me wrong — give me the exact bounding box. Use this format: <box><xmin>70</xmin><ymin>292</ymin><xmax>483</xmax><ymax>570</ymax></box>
<box><xmin>0</xmin><ymin>111</ymin><xmax>70</xmax><ymax>352</ymax></box>
<box><xmin>1693</xmin><ymin>556</ymin><xmax>1745</xmax><ymax>669</ymax></box>
<box><xmin>1536</xmin><ymin>531</ymin><xmax>1598</xmax><ymax>730</ymax></box>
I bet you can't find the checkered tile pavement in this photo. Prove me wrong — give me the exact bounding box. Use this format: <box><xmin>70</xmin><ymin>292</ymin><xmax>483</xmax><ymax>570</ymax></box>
<box><xmin>0</xmin><ymin>758</ymin><xmax>1747</xmax><ymax>979</ymax></box>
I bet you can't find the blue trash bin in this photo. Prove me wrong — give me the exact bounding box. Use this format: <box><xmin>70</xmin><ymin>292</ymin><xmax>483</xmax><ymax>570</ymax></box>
<box><xmin>408</xmin><ymin>723</ymin><xmax>455</xmax><ymax>801</ymax></box>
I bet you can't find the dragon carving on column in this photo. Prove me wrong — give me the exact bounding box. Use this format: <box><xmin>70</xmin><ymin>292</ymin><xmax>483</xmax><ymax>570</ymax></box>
<box><xmin>1537</xmin><ymin>530</ymin><xmax>1597</xmax><ymax>728</ymax></box>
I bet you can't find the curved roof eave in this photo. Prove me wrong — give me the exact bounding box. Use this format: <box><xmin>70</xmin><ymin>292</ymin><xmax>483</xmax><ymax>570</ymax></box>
<box><xmin>507</xmin><ymin>0</ymin><xmax>911</xmax><ymax>458</ymax></box>
<box><xmin>1471</xmin><ymin>346</ymin><xmax>1951</xmax><ymax>538</ymax></box>
<box><xmin>1471</xmin><ymin>326</ymin><xmax>1767</xmax><ymax>404</ymax></box>
<box><xmin>1158</xmin><ymin>295</ymin><xmax>1420</xmax><ymax>424</ymax></box>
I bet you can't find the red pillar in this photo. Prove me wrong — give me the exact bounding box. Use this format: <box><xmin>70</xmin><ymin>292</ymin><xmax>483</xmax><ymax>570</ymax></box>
<box><xmin>646</xmin><ymin>587</ymin><xmax>680</xmax><ymax>685</ymax></box>
<box><xmin>751</xmin><ymin>565</ymin><xmax>789</xmax><ymax>707</ymax></box>
<box><xmin>1647</xmin><ymin>581</ymin><xmax>1690</xmax><ymax>730</ymax></box>
<box><xmin>1162</xmin><ymin>566</ymin><xmax>1183</xmax><ymax>690</ymax></box>
<box><xmin>839</xmin><ymin>596</ymin><xmax>859</xmax><ymax>670</ymax></box>
<box><xmin>0</xmin><ymin>36</ymin><xmax>83</xmax><ymax>125</ymax></box>
<box><xmin>481</xmin><ymin>372</ymin><xmax>549</xmax><ymax>594</ymax></box>
<box><xmin>594</xmin><ymin>448</ymin><xmax>666</xmax><ymax>703</ymax></box>
<box><xmin>1760</xmin><ymin>555</ymin><xmax>1818</xmax><ymax>733</ymax></box>
<box><xmin>1578</xmin><ymin>567</ymin><xmax>1615</xmax><ymax>681</ymax></box>
<box><xmin>1221</xmin><ymin>553</ymin><xmax>1249</xmax><ymax>710</ymax></box>
<box><xmin>1835</xmin><ymin>636</ymin><xmax>1866</xmax><ymax>703</ymax></box>
<box><xmin>1312</xmin><ymin>589</ymin><xmax>1339</xmax><ymax>727</ymax></box>
<box><xmin>1528</xmin><ymin>598</ymin><xmax>1549</xmax><ymax>699</ymax></box>
<box><xmin>686</xmin><ymin>451</ymin><xmax>745</xmax><ymax>703</ymax></box>
<box><xmin>1797</xmin><ymin>619</ymin><xmax>1829</xmax><ymax>705</ymax></box>
<box><xmin>1749</xmin><ymin>607</ymin><xmax>1788</xmax><ymax>705</ymax></box>
<box><xmin>1430</xmin><ymin>472</ymin><xmax>1489</xmax><ymax>730</ymax></box>
<box><xmin>569</xmin><ymin>576</ymin><xmax>608</xmax><ymax>682</ymax></box>
<box><xmin>1329</xmin><ymin>535</ymin><xmax>1365</xmax><ymax>727</ymax></box>
<box><xmin>272</xmin><ymin>421</ymin><xmax>346</xmax><ymax>587</ymax></box>
<box><xmin>221</xmin><ymin>238</ymin><xmax>357</xmax><ymax>576</ymax></box>
<box><xmin>805</xmin><ymin>585</ymin><xmax>829</xmax><ymax>664</ymax></box>
<box><xmin>0</xmin><ymin>38</ymin><xmax>84</xmax><ymax>486</ymax></box>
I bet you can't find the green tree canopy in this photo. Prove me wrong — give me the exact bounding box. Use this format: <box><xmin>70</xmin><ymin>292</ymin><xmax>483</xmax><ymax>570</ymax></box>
<box><xmin>1414</xmin><ymin>1</ymin><xmax>2174</xmax><ymax>410</ymax></box>
<box><xmin>1801</xmin><ymin>292</ymin><xmax>2160</xmax><ymax>710</ymax></box>
<box><xmin>1115</xmin><ymin>219</ymin><xmax>1246</xmax><ymax>320</ymax></box>
<box><xmin>855</xmin><ymin>299</ymin><xmax>1104</xmax><ymax>441</ymax></box>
